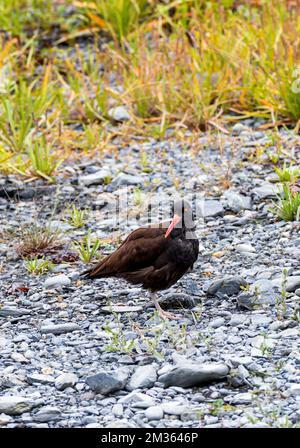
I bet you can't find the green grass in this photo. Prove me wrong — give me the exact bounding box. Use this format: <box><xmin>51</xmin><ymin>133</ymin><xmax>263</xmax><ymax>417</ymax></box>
<box><xmin>65</xmin><ymin>205</ymin><xmax>89</xmax><ymax>228</ymax></box>
<box><xmin>28</xmin><ymin>134</ymin><xmax>63</xmax><ymax>181</ymax></box>
<box><xmin>0</xmin><ymin>1</ymin><xmax>300</xmax><ymax>179</ymax></box>
<box><xmin>271</xmin><ymin>184</ymin><xmax>300</xmax><ymax>221</ymax></box>
<box><xmin>72</xmin><ymin>230</ymin><xmax>101</xmax><ymax>262</ymax></box>
<box><xmin>25</xmin><ymin>256</ymin><xmax>55</xmax><ymax>275</ymax></box>
<box><xmin>274</xmin><ymin>162</ymin><xmax>300</xmax><ymax>184</ymax></box>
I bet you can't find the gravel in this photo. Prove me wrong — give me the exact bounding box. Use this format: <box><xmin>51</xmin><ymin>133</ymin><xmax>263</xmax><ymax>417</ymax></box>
<box><xmin>1</xmin><ymin>123</ymin><xmax>300</xmax><ymax>428</ymax></box>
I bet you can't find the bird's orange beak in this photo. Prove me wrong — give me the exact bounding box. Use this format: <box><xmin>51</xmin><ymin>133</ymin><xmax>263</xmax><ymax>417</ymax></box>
<box><xmin>164</xmin><ymin>214</ymin><xmax>181</xmax><ymax>238</ymax></box>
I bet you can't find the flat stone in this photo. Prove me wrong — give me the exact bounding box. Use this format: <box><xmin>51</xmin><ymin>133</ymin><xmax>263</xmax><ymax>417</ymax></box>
<box><xmin>108</xmin><ymin>106</ymin><xmax>131</xmax><ymax>122</ymax></box>
<box><xmin>127</xmin><ymin>365</ymin><xmax>157</xmax><ymax>391</ymax></box>
<box><xmin>252</xmin><ymin>183</ymin><xmax>281</xmax><ymax>200</ymax></box>
<box><xmin>209</xmin><ymin>317</ymin><xmax>225</xmax><ymax>328</ymax></box>
<box><xmin>203</xmin><ymin>200</ymin><xmax>224</xmax><ymax>218</ymax></box>
<box><xmin>286</xmin><ymin>276</ymin><xmax>300</xmax><ymax>292</ymax></box>
<box><xmin>110</xmin><ymin>173</ymin><xmax>144</xmax><ymax>188</ymax></box>
<box><xmin>0</xmin><ymin>413</ymin><xmax>13</xmax><ymax>425</ymax></box>
<box><xmin>101</xmin><ymin>305</ymin><xmax>143</xmax><ymax>313</ymax></box>
<box><xmin>86</xmin><ymin>368</ymin><xmax>129</xmax><ymax>395</ymax></box>
<box><xmin>118</xmin><ymin>392</ymin><xmax>155</xmax><ymax>408</ymax></box>
<box><xmin>33</xmin><ymin>406</ymin><xmax>61</xmax><ymax>422</ymax></box>
<box><xmin>207</xmin><ymin>276</ymin><xmax>247</xmax><ymax>298</ymax></box>
<box><xmin>224</xmin><ymin>190</ymin><xmax>251</xmax><ymax>213</ymax></box>
<box><xmin>40</xmin><ymin>323</ymin><xmax>80</xmax><ymax>335</ymax></box>
<box><xmin>0</xmin><ymin>307</ymin><xmax>31</xmax><ymax>317</ymax></box>
<box><xmin>0</xmin><ymin>396</ymin><xmax>37</xmax><ymax>415</ymax></box>
<box><xmin>55</xmin><ymin>373</ymin><xmax>78</xmax><ymax>391</ymax></box>
<box><xmin>226</xmin><ymin>393</ymin><xmax>253</xmax><ymax>405</ymax></box>
<box><xmin>159</xmin><ymin>293</ymin><xmax>196</xmax><ymax>309</ymax></box>
<box><xmin>79</xmin><ymin>168</ymin><xmax>111</xmax><ymax>186</ymax></box>
<box><xmin>27</xmin><ymin>374</ymin><xmax>55</xmax><ymax>385</ymax></box>
<box><xmin>44</xmin><ymin>274</ymin><xmax>71</xmax><ymax>289</ymax></box>
<box><xmin>158</xmin><ymin>363</ymin><xmax>229</xmax><ymax>388</ymax></box>
<box><xmin>161</xmin><ymin>402</ymin><xmax>188</xmax><ymax>416</ymax></box>
<box><xmin>144</xmin><ymin>406</ymin><xmax>164</xmax><ymax>420</ymax></box>
<box><xmin>289</xmin><ymin>384</ymin><xmax>300</xmax><ymax>397</ymax></box>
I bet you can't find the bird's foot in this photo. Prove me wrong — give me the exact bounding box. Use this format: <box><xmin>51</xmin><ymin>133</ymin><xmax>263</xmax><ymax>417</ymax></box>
<box><xmin>157</xmin><ymin>308</ymin><xmax>180</xmax><ymax>320</ymax></box>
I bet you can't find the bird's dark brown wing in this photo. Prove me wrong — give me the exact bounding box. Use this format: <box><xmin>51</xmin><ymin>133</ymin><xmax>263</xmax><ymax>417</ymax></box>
<box><xmin>81</xmin><ymin>227</ymin><xmax>168</xmax><ymax>278</ymax></box>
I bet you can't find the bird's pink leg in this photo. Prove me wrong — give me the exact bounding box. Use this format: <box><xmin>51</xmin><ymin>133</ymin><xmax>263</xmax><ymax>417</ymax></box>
<box><xmin>150</xmin><ymin>292</ymin><xmax>179</xmax><ymax>320</ymax></box>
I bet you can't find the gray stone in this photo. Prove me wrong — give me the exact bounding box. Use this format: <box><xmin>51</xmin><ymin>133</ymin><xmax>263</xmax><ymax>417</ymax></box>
<box><xmin>101</xmin><ymin>305</ymin><xmax>143</xmax><ymax>313</ymax></box>
<box><xmin>0</xmin><ymin>396</ymin><xmax>37</xmax><ymax>415</ymax></box>
<box><xmin>144</xmin><ymin>406</ymin><xmax>164</xmax><ymax>420</ymax></box>
<box><xmin>79</xmin><ymin>168</ymin><xmax>111</xmax><ymax>186</ymax></box>
<box><xmin>209</xmin><ymin>318</ymin><xmax>225</xmax><ymax>328</ymax></box>
<box><xmin>108</xmin><ymin>106</ymin><xmax>131</xmax><ymax>122</ymax></box>
<box><xmin>228</xmin><ymin>314</ymin><xmax>249</xmax><ymax>326</ymax></box>
<box><xmin>86</xmin><ymin>368</ymin><xmax>129</xmax><ymax>395</ymax></box>
<box><xmin>110</xmin><ymin>173</ymin><xmax>144</xmax><ymax>188</ymax></box>
<box><xmin>55</xmin><ymin>373</ymin><xmax>78</xmax><ymax>391</ymax></box>
<box><xmin>231</xmin><ymin>123</ymin><xmax>249</xmax><ymax>135</ymax></box>
<box><xmin>118</xmin><ymin>392</ymin><xmax>155</xmax><ymax>408</ymax></box>
<box><xmin>33</xmin><ymin>406</ymin><xmax>61</xmax><ymax>422</ymax></box>
<box><xmin>0</xmin><ymin>307</ymin><xmax>31</xmax><ymax>317</ymax></box>
<box><xmin>203</xmin><ymin>200</ymin><xmax>224</xmax><ymax>218</ymax></box>
<box><xmin>207</xmin><ymin>276</ymin><xmax>247</xmax><ymax>297</ymax></box>
<box><xmin>44</xmin><ymin>274</ymin><xmax>71</xmax><ymax>289</ymax></box>
<box><xmin>161</xmin><ymin>402</ymin><xmax>188</xmax><ymax>416</ymax></box>
<box><xmin>224</xmin><ymin>190</ymin><xmax>251</xmax><ymax>213</ymax></box>
<box><xmin>159</xmin><ymin>293</ymin><xmax>196</xmax><ymax>309</ymax></box>
<box><xmin>237</xmin><ymin>278</ymin><xmax>279</xmax><ymax>310</ymax></box>
<box><xmin>27</xmin><ymin>373</ymin><xmax>55</xmax><ymax>386</ymax></box>
<box><xmin>0</xmin><ymin>414</ymin><xmax>13</xmax><ymax>425</ymax></box>
<box><xmin>252</xmin><ymin>183</ymin><xmax>281</xmax><ymax>200</ymax></box>
<box><xmin>226</xmin><ymin>392</ymin><xmax>253</xmax><ymax>405</ymax></box>
<box><xmin>286</xmin><ymin>276</ymin><xmax>300</xmax><ymax>292</ymax></box>
<box><xmin>40</xmin><ymin>323</ymin><xmax>80</xmax><ymax>335</ymax></box>
<box><xmin>127</xmin><ymin>365</ymin><xmax>157</xmax><ymax>391</ymax></box>
<box><xmin>112</xmin><ymin>404</ymin><xmax>123</xmax><ymax>417</ymax></box>
<box><xmin>289</xmin><ymin>384</ymin><xmax>300</xmax><ymax>396</ymax></box>
<box><xmin>158</xmin><ymin>363</ymin><xmax>229</xmax><ymax>388</ymax></box>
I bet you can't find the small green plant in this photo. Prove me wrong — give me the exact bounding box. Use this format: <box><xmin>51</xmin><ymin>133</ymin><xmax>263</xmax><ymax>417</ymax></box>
<box><xmin>28</xmin><ymin>135</ymin><xmax>63</xmax><ymax>181</ymax></box>
<box><xmin>89</xmin><ymin>0</ymin><xmax>149</xmax><ymax>43</ymax></box>
<box><xmin>140</xmin><ymin>151</ymin><xmax>152</xmax><ymax>173</ymax></box>
<box><xmin>0</xmin><ymin>70</ymin><xmax>57</xmax><ymax>153</ymax></box>
<box><xmin>72</xmin><ymin>230</ymin><xmax>101</xmax><ymax>262</ymax></box>
<box><xmin>133</xmin><ymin>186</ymin><xmax>144</xmax><ymax>206</ymax></box>
<box><xmin>274</xmin><ymin>161</ymin><xmax>299</xmax><ymax>184</ymax></box>
<box><xmin>271</xmin><ymin>184</ymin><xmax>300</xmax><ymax>221</ymax></box>
<box><xmin>276</xmin><ymin>268</ymin><xmax>288</xmax><ymax>320</ymax></box>
<box><xmin>103</xmin><ymin>312</ymin><xmax>136</xmax><ymax>353</ymax></box>
<box><xmin>65</xmin><ymin>205</ymin><xmax>88</xmax><ymax>228</ymax></box>
<box><xmin>25</xmin><ymin>256</ymin><xmax>54</xmax><ymax>275</ymax></box>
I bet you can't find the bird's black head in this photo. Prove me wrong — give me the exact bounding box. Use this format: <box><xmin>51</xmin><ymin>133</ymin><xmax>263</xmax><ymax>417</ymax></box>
<box><xmin>165</xmin><ymin>199</ymin><xmax>196</xmax><ymax>239</ymax></box>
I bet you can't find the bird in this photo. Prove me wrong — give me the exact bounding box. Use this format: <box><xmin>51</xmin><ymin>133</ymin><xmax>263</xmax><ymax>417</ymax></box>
<box><xmin>81</xmin><ymin>199</ymin><xmax>199</xmax><ymax>320</ymax></box>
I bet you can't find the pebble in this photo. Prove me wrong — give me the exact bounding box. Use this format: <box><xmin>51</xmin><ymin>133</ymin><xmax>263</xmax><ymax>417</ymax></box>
<box><xmin>55</xmin><ymin>373</ymin><xmax>78</xmax><ymax>391</ymax></box>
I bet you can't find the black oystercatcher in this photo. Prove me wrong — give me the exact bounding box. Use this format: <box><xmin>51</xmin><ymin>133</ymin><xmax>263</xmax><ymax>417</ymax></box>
<box><xmin>81</xmin><ymin>200</ymin><xmax>199</xmax><ymax>319</ymax></box>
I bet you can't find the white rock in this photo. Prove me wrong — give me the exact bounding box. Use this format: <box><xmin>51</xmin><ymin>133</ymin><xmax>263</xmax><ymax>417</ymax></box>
<box><xmin>108</xmin><ymin>106</ymin><xmax>131</xmax><ymax>122</ymax></box>
<box><xmin>10</xmin><ymin>352</ymin><xmax>29</xmax><ymax>363</ymax></box>
<box><xmin>0</xmin><ymin>396</ymin><xmax>36</xmax><ymax>415</ymax></box>
<box><xmin>161</xmin><ymin>402</ymin><xmax>188</xmax><ymax>416</ymax></box>
<box><xmin>118</xmin><ymin>392</ymin><xmax>155</xmax><ymax>409</ymax></box>
<box><xmin>112</xmin><ymin>404</ymin><xmax>123</xmax><ymax>417</ymax></box>
<box><xmin>144</xmin><ymin>406</ymin><xmax>164</xmax><ymax>420</ymax></box>
<box><xmin>44</xmin><ymin>274</ymin><xmax>71</xmax><ymax>289</ymax></box>
<box><xmin>79</xmin><ymin>168</ymin><xmax>111</xmax><ymax>186</ymax></box>
<box><xmin>55</xmin><ymin>373</ymin><xmax>78</xmax><ymax>391</ymax></box>
<box><xmin>127</xmin><ymin>365</ymin><xmax>157</xmax><ymax>391</ymax></box>
<box><xmin>227</xmin><ymin>393</ymin><xmax>253</xmax><ymax>405</ymax></box>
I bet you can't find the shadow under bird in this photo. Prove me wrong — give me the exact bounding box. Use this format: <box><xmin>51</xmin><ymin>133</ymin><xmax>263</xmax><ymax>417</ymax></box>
<box><xmin>81</xmin><ymin>200</ymin><xmax>199</xmax><ymax>319</ymax></box>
